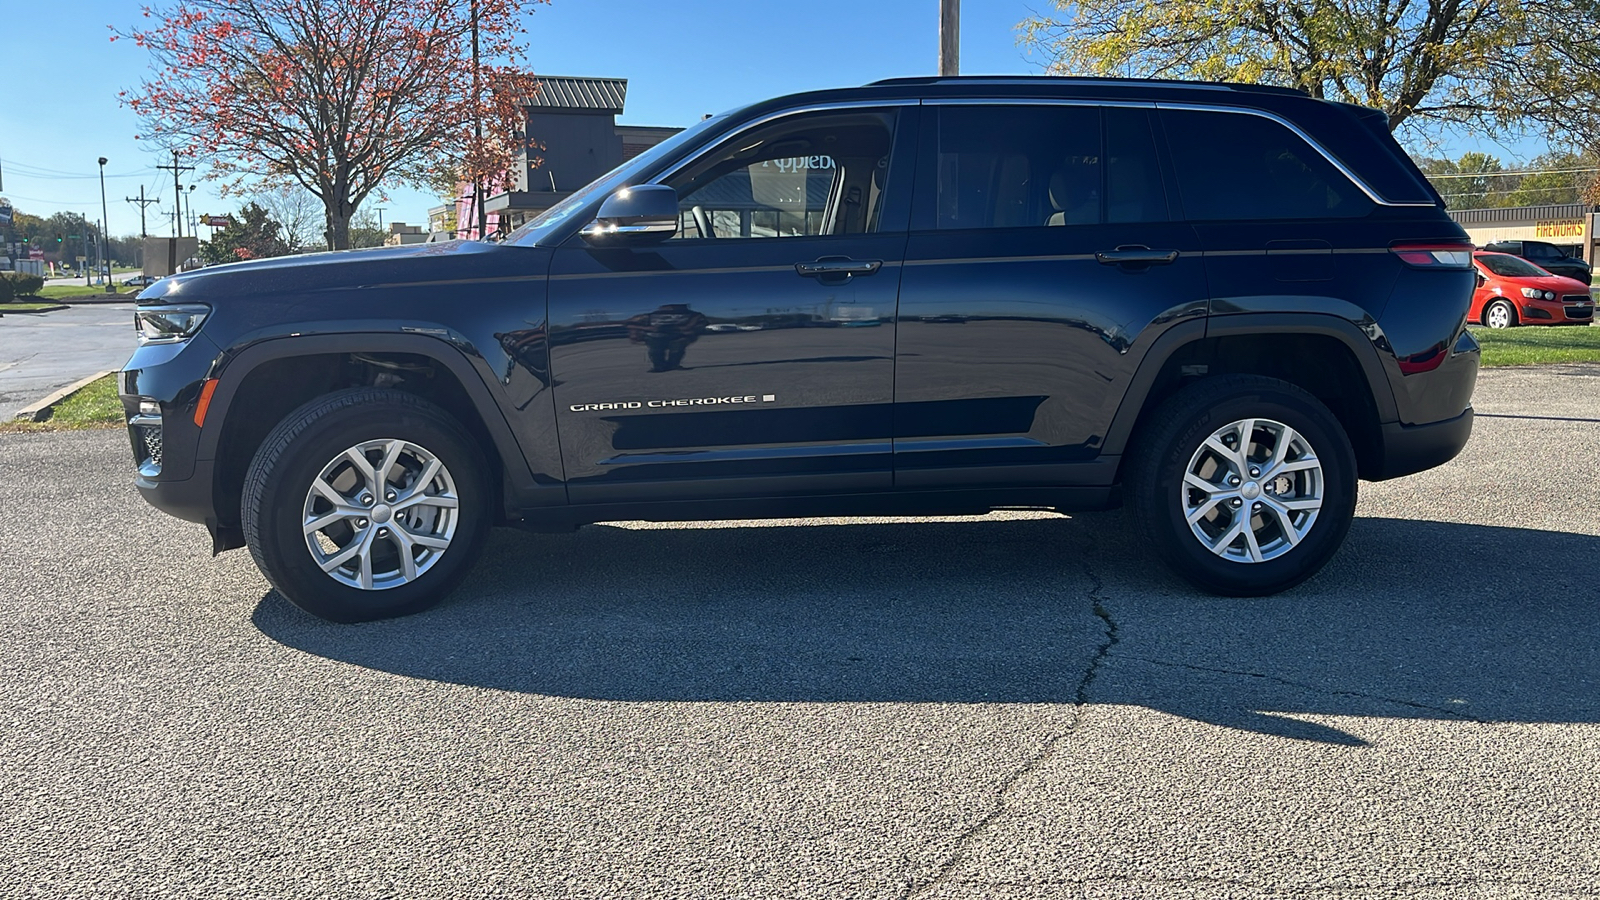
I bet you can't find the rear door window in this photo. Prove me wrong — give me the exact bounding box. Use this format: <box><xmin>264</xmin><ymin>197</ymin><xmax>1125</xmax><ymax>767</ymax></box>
<box><xmin>932</xmin><ymin>105</ymin><xmax>1168</xmax><ymax>230</ymax></box>
<box><xmin>1161</xmin><ymin>109</ymin><xmax>1372</xmax><ymax>221</ymax></box>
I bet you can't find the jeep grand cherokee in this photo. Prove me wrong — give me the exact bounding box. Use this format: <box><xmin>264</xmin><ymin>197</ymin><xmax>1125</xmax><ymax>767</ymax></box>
<box><xmin>122</xmin><ymin>76</ymin><xmax>1479</xmax><ymax>622</ymax></box>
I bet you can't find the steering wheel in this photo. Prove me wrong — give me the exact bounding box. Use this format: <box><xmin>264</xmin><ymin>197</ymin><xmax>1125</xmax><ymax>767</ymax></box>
<box><xmin>691</xmin><ymin>205</ymin><xmax>714</xmax><ymax>240</ymax></box>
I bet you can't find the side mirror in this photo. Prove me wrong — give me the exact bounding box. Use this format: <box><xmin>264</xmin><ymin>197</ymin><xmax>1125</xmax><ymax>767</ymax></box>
<box><xmin>581</xmin><ymin>185</ymin><xmax>679</xmax><ymax>242</ymax></box>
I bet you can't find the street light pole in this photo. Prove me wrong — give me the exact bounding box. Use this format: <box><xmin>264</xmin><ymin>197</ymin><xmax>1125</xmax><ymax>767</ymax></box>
<box><xmin>98</xmin><ymin>157</ymin><xmax>114</xmax><ymax>293</ymax></box>
<box><xmin>939</xmin><ymin>0</ymin><xmax>960</xmax><ymax>76</ymax></box>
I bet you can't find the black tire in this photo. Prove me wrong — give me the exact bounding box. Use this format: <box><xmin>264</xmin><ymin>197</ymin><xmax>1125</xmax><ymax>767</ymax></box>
<box><xmin>1484</xmin><ymin>299</ymin><xmax>1518</xmax><ymax>329</ymax></box>
<box><xmin>1125</xmin><ymin>375</ymin><xmax>1357</xmax><ymax>596</ymax></box>
<box><xmin>242</xmin><ymin>388</ymin><xmax>491</xmax><ymax>622</ymax></box>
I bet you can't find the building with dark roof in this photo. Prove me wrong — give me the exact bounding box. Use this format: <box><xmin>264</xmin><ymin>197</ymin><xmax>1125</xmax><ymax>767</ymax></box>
<box><xmin>1449</xmin><ymin>203</ymin><xmax>1597</xmax><ymax>262</ymax></box>
<box><xmin>479</xmin><ymin>75</ymin><xmax>683</xmax><ymax>232</ymax></box>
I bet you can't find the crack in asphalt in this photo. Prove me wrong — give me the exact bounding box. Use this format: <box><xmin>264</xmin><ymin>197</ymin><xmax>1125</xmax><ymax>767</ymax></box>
<box><xmin>1118</xmin><ymin>655</ymin><xmax>1489</xmax><ymax>724</ymax></box>
<box><xmin>902</xmin><ymin>522</ymin><xmax>1120</xmax><ymax>900</ymax></box>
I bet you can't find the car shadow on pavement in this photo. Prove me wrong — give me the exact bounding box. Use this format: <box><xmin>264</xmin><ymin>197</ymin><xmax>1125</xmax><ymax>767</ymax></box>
<box><xmin>252</xmin><ymin>514</ymin><xmax>1600</xmax><ymax>743</ymax></box>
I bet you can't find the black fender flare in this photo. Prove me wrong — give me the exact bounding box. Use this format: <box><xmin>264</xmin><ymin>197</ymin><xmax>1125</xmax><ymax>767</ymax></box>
<box><xmin>1100</xmin><ymin>313</ymin><xmax>1401</xmax><ymax>458</ymax></box>
<box><xmin>198</xmin><ymin>332</ymin><xmax>543</xmax><ymax>502</ymax></box>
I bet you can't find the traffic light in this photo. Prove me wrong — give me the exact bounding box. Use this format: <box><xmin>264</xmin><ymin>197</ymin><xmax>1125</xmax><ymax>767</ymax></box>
<box><xmin>55</xmin><ymin>233</ymin><xmax>62</xmax><ymax>244</ymax></box>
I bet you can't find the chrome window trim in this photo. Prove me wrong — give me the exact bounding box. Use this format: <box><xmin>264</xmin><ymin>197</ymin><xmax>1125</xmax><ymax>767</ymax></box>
<box><xmin>923</xmin><ymin>97</ymin><xmax>1156</xmax><ymax>109</ymax></box>
<box><xmin>922</xmin><ymin>97</ymin><xmax>1435</xmax><ymax>208</ymax></box>
<box><xmin>890</xmin><ymin>76</ymin><xmax>1232</xmax><ymax>92</ymax></box>
<box><xmin>648</xmin><ymin>100</ymin><xmax>920</xmax><ymax>187</ymax></box>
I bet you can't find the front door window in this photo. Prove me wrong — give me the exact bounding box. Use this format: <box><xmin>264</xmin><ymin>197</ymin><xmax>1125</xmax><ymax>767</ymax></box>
<box><xmin>665</xmin><ymin>112</ymin><xmax>896</xmax><ymax>240</ymax></box>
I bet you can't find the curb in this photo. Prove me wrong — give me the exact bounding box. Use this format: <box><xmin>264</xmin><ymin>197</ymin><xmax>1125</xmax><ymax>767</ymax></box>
<box><xmin>12</xmin><ymin>370</ymin><xmax>117</xmax><ymax>422</ymax></box>
<box><xmin>61</xmin><ymin>295</ymin><xmax>139</xmax><ymax>305</ymax></box>
<box><xmin>0</xmin><ymin>304</ymin><xmax>71</xmax><ymax>316</ymax></box>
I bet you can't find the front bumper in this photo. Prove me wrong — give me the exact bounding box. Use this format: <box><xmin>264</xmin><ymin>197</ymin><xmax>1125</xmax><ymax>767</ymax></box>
<box><xmin>1519</xmin><ymin>296</ymin><xmax>1594</xmax><ymax>323</ymax></box>
<box><xmin>135</xmin><ymin>459</ymin><xmax>216</xmax><ymax>525</ymax></box>
<box><xmin>121</xmin><ymin>334</ymin><xmax>221</xmax><ymax>525</ymax></box>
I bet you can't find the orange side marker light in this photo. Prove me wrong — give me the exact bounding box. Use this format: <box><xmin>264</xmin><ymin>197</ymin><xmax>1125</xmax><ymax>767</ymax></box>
<box><xmin>193</xmin><ymin>378</ymin><xmax>219</xmax><ymax>428</ymax></box>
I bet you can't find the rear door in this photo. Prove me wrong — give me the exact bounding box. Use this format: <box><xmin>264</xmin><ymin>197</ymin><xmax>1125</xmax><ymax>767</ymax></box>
<box><xmin>893</xmin><ymin>101</ymin><xmax>1208</xmax><ymax>488</ymax></box>
<box><xmin>547</xmin><ymin>105</ymin><xmax>917</xmax><ymax>503</ymax></box>
<box><xmin>1155</xmin><ymin>107</ymin><xmax>1391</xmax><ymax>317</ymax></box>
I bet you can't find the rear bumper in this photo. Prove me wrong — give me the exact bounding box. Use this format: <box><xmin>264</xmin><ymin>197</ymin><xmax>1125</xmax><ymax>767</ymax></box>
<box><xmin>1369</xmin><ymin>408</ymin><xmax>1473</xmax><ymax>481</ymax></box>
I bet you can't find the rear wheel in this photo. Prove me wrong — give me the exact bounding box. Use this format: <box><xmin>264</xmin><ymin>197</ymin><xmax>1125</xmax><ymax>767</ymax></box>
<box><xmin>242</xmin><ymin>388</ymin><xmax>490</xmax><ymax>622</ymax></box>
<box><xmin>1126</xmin><ymin>375</ymin><xmax>1357</xmax><ymax>596</ymax></box>
<box><xmin>1484</xmin><ymin>300</ymin><xmax>1517</xmax><ymax>329</ymax></box>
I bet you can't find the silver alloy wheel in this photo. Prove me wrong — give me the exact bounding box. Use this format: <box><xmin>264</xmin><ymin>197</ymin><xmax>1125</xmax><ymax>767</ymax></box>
<box><xmin>1486</xmin><ymin>302</ymin><xmax>1513</xmax><ymax>329</ymax></box>
<box><xmin>1181</xmin><ymin>417</ymin><xmax>1323</xmax><ymax>564</ymax></box>
<box><xmin>301</xmin><ymin>438</ymin><xmax>460</xmax><ymax>590</ymax></box>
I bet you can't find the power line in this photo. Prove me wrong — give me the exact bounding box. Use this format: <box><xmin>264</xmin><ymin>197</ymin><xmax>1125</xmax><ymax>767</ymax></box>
<box><xmin>0</xmin><ymin>192</ymin><xmax>104</xmax><ymax>205</ymax></box>
<box><xmin>1425</xmin><ymin>166</ymin><xmax>1600</xmax><ymax>179</ymax></box>
<box><xmin>2</xmin><ymin>161</ymin><xmax>158</xmax><ymax>180</ymax></box>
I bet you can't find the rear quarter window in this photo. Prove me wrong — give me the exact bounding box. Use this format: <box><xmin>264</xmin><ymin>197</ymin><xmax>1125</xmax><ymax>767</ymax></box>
<box><xmin>1161</xmin><ymin>109</ymin><xmax>1373</xmax><ymax>221</ymax></box>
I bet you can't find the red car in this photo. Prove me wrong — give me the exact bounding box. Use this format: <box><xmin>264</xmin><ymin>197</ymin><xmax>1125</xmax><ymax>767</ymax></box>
<box><xmin>1471</xmin><ymin>251</ymin><xmax>1595</xmax><ymax>328</ymax></box>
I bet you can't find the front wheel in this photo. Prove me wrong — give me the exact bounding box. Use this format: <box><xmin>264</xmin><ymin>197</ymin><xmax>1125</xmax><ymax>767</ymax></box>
<box><xmin>242</xmin><ymin>388</ymin><xmax>491</xmax><ymax>622</ymax></box>
<box><xmin>1484</xmin><ymin>300</ymin><xmax>1517</xmax><ymax>329</ymax></box>
<box><xmin>1126</xmin><ymin>375</ymin><xmax>1357</xmax><ymax>596</ymax></box>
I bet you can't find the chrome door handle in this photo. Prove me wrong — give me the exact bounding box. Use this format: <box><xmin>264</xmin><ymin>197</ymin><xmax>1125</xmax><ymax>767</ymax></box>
<box><xmin>796</xmin><ymin>258</ymin><xmax>882</xmax><ymax>277</ymax></box>
<box><xmin>1095</xmin><ymin>246</ymin><xmax>1179</xmax><ymax>266</ymax></box>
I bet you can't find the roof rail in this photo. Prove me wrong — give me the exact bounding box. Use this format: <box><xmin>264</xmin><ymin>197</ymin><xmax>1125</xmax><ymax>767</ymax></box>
<box><xmin>864</xmin><ymin>75</ymin><xmax>1308</xmax><ymax>98</ymax></box>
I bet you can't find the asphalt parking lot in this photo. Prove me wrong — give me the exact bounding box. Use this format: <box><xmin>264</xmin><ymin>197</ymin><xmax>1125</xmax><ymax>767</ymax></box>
<box><xmin>2</xmin><ymin>365</ymin><xmax>1597</xmax><ymax>899</ymax></box>
<box><xmin>0</xmin><ymin>304</ymin><xmax>135</xmax><ymax>415</ymax></box>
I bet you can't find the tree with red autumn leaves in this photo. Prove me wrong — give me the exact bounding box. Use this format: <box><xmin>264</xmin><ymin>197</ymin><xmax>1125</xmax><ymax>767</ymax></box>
<box><xmin>118</xmin><ymin>0</ymin><xmax>545</xmax><ymax>250</ymax></box>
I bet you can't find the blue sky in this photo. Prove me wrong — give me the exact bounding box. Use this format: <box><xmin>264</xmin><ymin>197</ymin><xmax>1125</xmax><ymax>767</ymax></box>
<box><xmin>0</xmin><ymin>0</ymin><xmax>1049</xmax><ymax>237</ymax></box>
<box><xmin>0</xmin><ymin>0</ymin><xmax>1525</xmax><ymax>239</ymax></box>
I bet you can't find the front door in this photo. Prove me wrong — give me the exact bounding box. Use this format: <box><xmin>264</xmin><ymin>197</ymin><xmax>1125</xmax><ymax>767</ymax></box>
<box><xmin>548</xmin><ymin>106</ymin><xmax>917</xmax><ymax>504</ymax></box>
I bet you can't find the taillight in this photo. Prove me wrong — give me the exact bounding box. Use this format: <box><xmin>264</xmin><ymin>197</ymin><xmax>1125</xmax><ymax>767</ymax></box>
<box><xmin>1391</xmin><ymin>242</ymin><xmax>1474</xmax><ymax>269</ymax></box>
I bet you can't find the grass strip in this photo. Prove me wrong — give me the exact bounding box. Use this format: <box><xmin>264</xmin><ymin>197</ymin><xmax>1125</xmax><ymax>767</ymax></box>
<box><xmin>30</xmin><ymin>284</ymin><xmax>136</xmax><ymax>300</ymax></box>
<box><xmin>0</xmin><ymin>302</ymin><xmax>67</xmax><ymax>314</ymax></box>
<box><xmin>0</xmin><ymin>374</ymin><xmax>124</xmax><ymax>433</ymax></box>
<box><xmin>1473</xmin><ymin>324</ymin><xmax>1600</xmax><ymax>367</ymax></box>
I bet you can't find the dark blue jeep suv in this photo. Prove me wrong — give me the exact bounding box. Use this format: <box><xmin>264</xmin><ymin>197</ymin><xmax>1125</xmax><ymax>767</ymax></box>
<box><xmin>122</xmin><ymin>76</ymin><xmax>1479</xmax><ymax>622</ymax></box>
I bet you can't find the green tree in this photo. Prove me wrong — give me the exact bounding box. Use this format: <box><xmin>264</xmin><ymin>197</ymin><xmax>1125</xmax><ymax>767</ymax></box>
<box><xmin>1019</xmin><ymin>0</ymin><xmax>1526</xmax><ymax>135</ymax></box>
<box><xmin>1417</xmin><ymin>153</ymin><xmax>1516</xmax><ymax>210</ymax></box>
<box><xmin>346</xmin><ymin>210</ymin><xmax>387</xmax><ymax>249</ymax></box>
<box><xmin>1500</xmin><ymin>151</ymin><xmax>1597</xmax><ymax>207</ymax></box>
<box><xmin>1512</xmin><ymin>1</ymin><xmax>1600</xmax><ymax>202</ymax></box>
<box><xmin>200</xmin><ymin>203</ymin><xmax>288</xmax><ymax>264</ymax></box>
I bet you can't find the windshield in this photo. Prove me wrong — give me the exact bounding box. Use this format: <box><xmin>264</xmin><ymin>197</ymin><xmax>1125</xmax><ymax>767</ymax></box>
<box><xmin>507</xmin><ymin>115</ymin><xmax>726</xmax><ymax>247</ymax></box>
<box><xmin>1477</xmin><ymin>253</ymin><xmax>1552</xmax><ymax>278</ymax></box>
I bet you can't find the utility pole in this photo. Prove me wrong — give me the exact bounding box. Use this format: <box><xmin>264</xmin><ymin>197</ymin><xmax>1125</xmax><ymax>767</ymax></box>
<box><xmin>375</xmin><ymin>206</ymin><xmax>387</xmax><ymax>234</ymax></box>
<box><xmin>156</xmin><ymin>151</ymin><xmax>195</xmax><ymax>238</ymax></box>
<box><xmin>939</xmin><ymin>0</ymin><xmax>960</xmax><ymax>76</ymax></box>
<box><xmin>126</xmin><ymin>185</ymin><xmax>158</xmax><ymax>238</ymax></box>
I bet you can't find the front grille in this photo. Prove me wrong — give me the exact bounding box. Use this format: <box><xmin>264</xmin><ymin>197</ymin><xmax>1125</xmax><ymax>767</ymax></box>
<box><xmin>132</xmin><ymin>422</ymin><xmax>164</xmax><ymax>470</ymax></box>
<box><xmin>1564</xmin><ymin>305</ymin><xmax>1594</xmax><ymax>320</ymax></box>
<box><xmin>1562</xmin><ymin>295</ymin><xmax>1591</xmax><ymax>305</ymax></box>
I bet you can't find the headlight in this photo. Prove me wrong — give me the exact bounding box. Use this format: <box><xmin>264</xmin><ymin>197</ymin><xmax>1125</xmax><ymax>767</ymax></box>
<box><xmin>1520</xmin><ymin>287</ymin><xmax>1555</xmax><ymax>300</ymax></box>
<box><xmin>134</xmin><ymin>304</ymin><xmax>210</xmax><ymax>344</ymax></box>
